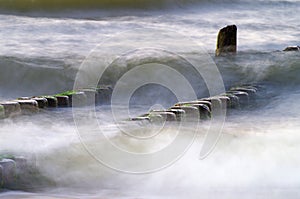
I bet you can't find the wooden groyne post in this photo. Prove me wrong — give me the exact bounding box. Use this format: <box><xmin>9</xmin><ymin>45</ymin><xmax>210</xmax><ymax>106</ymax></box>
<box><xmin>216</xmin><ymin>25</ymin><xmax>237</xmax><ymax>56</ymax></box>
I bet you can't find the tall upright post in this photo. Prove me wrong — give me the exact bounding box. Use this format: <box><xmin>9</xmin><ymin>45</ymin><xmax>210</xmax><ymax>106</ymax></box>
<box><xmin>216</xmin><ymin>25</ymin><xmax>237</xmax><ymax>56</ymax></box>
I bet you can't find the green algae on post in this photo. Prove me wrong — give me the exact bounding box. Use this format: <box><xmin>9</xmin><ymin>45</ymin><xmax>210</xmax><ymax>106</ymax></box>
<box><xmin>54</xmin><ymin>90</ymin><xmax>77</xmax><ymax>97</ymax></box>
<box><xmin>0</xmin><ymin>154</ymin><xmax>15</xmax><ymax>161</ymax></box>
<box><xmin>56</xmin><ymin>91</ymin><xmax>87</xmax><ymax>107</ymax></box>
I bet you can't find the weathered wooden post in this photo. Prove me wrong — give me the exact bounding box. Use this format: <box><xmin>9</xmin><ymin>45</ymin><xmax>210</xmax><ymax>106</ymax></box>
<box><xmin>0</xmin><ymin>159</ymin><xmax>16</xmax><ymax>188</ymax></box>
<box><xmin>216</xmin><ymin>25</ymin><xmax>237</xmax><ymax>56</ymax></box>
<box><xmin>0</xmin><ymin>105</ymin><xmax>5</xmax><ymax>119</ymax></box>
<box><xmin>0</xmin><ymin>101</ymin><xmax>21</xmax><ymax>117</ymax></box>
<box><xmin>283</xmin><ymin>46</ymin><xmax>299</xmax><ymax>51</ymax></box>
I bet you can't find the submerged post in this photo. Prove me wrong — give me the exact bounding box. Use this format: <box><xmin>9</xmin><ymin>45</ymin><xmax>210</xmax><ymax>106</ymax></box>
<box><xmin>283</xmin><ymin>46</ymin><xmax>300</xmax><ymax>51</ymax></box>
<box><xmin>216</xmin><ymin>25</ymin><xmax>237</xmax><ymax>56</ymax></box>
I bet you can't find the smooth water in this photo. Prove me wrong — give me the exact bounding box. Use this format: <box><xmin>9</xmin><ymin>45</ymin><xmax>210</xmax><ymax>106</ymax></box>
<box><xmin>0</xmin><ymin>0</ymin><xmax>300</xmax><ymax>198</ymax></box>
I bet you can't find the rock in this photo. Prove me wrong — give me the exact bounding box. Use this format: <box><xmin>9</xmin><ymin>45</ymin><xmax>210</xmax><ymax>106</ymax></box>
<box><xmin>130</xmin><ymin>116</ymin><xmax>150</xmax><ymax>121</ymax></box>
<box><xmin>226</xmin><ymin>91</ymin><xmax>249</xmax><ymax>106</ymax></box>
<box><xmin>167</xmin><ymin>109</ymin><xmax>185</xmax><ymax>121</ymax></box>
<box><xmin>216</xmin><ymin>96</ymin><xmax>231</xmax><ymax>109</ymax></box>
<box><xmin>283</xmin><ymin>46</ymin><xmax>299</xmax><ymax>51</ymax></box>
<box><xmin>19</xmin><ymin>97</ymin><xmax>48</xmax><ymax>108</ymax></box>
<box><xmin>128</xmin><ymin>84</ymin><xmax>259</xmax><ymax>123</ymax></box>
<box><xmin>194</xmin><ymin>101</ymin><xmax>212</xmax><ymax>111</ymax></box>
<box><xmin>13</xmin><ymin>156</ymin><xmax>27</xmax><ymax>174</ymax></box>
<box><xmin>147</xmin><ymin>114</ymin><xmax>164</xmax><ymax>123</ymax></box>
<box><xmin>79</xmin><ymin>88</ymin><xmax>98</xmax><ymax>105</ymax></box>
<box><xmin>43</xmin><ymin>96</ymin><xmax>58</xmax><ymax>108</ymax></box>
<box><xmin>230</xmin><ymin>87</ymin><xmax>256</xmax><ymax>98</ymax></box>
<box><xmin>96</xmin><ymin>87</ymin><xmax>112</xmax><ymax>105</ymax></box>
<box><xmin>14</xmin><ymin>99</ymin><xmax>39</xmax><ymax>114</ymax></box>
<box><xmin>18</xmin><ymin>97</ymin><xmax>31</xmax><ymax>100</ymax></box>
<box><xmin>31</xmin><ymin>97</ymin><xmax>48</xmax><ymax>108</ymax></box>
<box><xmin>129</xmin><ymin>116</ymin><xmax>151</xmax><ymax>126</ymax></box>
<box><xmin>175</xmin><ymin>100</ymin><xmax>212</xmax><ymax>111</ymax></box>
<box><xmin>170</xmin><ymin>106</ymin><xmax>199</xmax><ymax>119</ymax></box>
<box><xmin>0</xmin><ymin>165</ymin><xmax>3</xmax><ymax>185</ymax></box>
<box><xmin>201</xmin><ymin>97</ymin><xmax>222</xmax><ymax>111</ymax></box>
<box><xmin>55</xmin><ymin>96</ymin><xmax>69</xmax><ymax>107</ymax></box>
<box><xmin>0</xmin><ymin>159</ymin><xmax>16</xmax><ymax>188</ymax></box>
<box><xmin>221</xmin><ymin>93</ymin><xmax>239</xmax><ymax>108</ymax></box>
<box><xmin>190</xmin><ymin>104</ymin><xmax>211</xmax><ymax>120</ymax></box>
<box><xmin>242</xmin><ymin>85</ymin><xmax>258</xmax><ymax>91</ymax></box>
<box><xmin>0</xmin><ymin>101</ymin><xmax>22</xmax><ymax>117</ymax></box>
<box><xmin>149</xmin><ymin>110</ymin><xmax>177</xmax><ymax>122</ymax></box>
<box><xmin>0</xmin><ymin>105</ymin><xmax>5</xmax><ymax>119</ymax></box>
<box><xmin>67</xmin><ymin>92</ymin><xmax>87</xmax><ymax>107</ymax></box>
<box><xmin>216</xmin><ymin>25</ymin><xmax>237</xmax><ymax>56</ymax></box>
<box><xmin>0</xmin><ymin>155</ymin><xmax>55</xmax><ymax>190</ymax></box>
<box><xmin>174</xmin><ymin>101</ymin><xmax>212</xmax><ymax>120</ymax></box>
<box><xmin>204</xmin><ymin>96</ymin><xmax>230</xmax><ymax>109</ymax></box>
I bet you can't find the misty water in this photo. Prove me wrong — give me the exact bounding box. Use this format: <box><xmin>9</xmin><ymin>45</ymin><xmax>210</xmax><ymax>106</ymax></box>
<box><xmin>0</xmin><ymin>0</ymin><xmax>300</xmax><ymax>198</ymax></box>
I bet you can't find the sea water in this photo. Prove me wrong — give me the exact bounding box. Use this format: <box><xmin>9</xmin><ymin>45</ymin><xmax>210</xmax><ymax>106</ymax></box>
<box><xmin>0</xmin><ymin>0</ymin><xmax>300</xmax><ymax>198</ymax></box>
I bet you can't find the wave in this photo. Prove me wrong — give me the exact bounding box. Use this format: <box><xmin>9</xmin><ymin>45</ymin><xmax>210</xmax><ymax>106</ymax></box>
<box><xmin>0</xmin><ymin>50</ymin><xmax>299</xmax><ymax>100</ymax></box>
<box><xmin>0</xmin><ymin>55</ymin><xmax>81</xmax><ymax>99</ymax></box>
<box><xmin>221</xmin><ymin>51</ymin><xmax>300</xmax><ymax>82</ymax></box>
